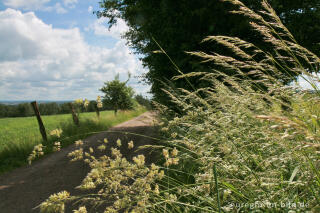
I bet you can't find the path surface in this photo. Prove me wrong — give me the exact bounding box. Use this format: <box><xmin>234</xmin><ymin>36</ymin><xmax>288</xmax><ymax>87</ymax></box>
<box><xmin>0</xmin><ymin>111</ymin><xmax>159</xmax><ymax>213</ymax></box>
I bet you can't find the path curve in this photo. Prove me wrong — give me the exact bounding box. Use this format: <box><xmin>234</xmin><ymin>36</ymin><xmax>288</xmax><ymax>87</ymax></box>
<box><xmin>0</xmin><ymin>111</ymin><xmax>159</xmax><ymax>213</ymax></box>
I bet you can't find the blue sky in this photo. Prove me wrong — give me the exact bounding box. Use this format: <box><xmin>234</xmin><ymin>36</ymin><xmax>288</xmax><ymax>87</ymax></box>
<box><xmin>0</xmin><ymin>0</ymin><xmax>150</xmax><ymax>100</ymax></box>
<box><xmin>0</xmin><ymin>0</ymin><xmax>317</xmax><ymax>101</ymax></box>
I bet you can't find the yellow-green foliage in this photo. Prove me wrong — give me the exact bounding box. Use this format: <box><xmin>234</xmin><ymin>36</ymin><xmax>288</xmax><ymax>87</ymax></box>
<box><xmin>41</xmin><ymin>139</ymin><xmax>167</xmax><ymax>213</ymax></box>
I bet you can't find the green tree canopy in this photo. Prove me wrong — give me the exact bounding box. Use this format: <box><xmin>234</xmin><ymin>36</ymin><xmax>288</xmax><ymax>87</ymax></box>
<box><xmin>135</xmin><ymin>94</ymin><xmax>152</xmax><ymax>110</ymax></box>
<box><xmin>96</xmin><ymin>0</ymin><xmax>320</xmax><ymax>106</ymax></box>
<box><xmin>100</xmin><ymin>74</ymin><xmax>134</xmax><ymax>115</ymax></box>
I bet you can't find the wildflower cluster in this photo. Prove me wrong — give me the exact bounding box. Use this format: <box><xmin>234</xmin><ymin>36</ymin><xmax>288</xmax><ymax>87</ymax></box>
<box><xmin>128</xmin><ymin>140</ymin><xmax>134</xmax><ymax>149</ymax></box>
<box><xmin>28</xmin><ymin>129</ymin><xmax>64</xmax><ymax>165</ymax></box>
<box><xmin>40</xmin><ymin>191</ymin><xmax>70</xmax><ymax>213</ymax></box>
<box><xmin>50</xmin><ymin>128</ymin><xmax>63</xmax><ymax>138</ymax></box>
<box><xmin>50</xmin><ymin>128</ymin><xmax>63</xmax><ymax>152</ymax></box>
<box><xmin>53</xmin><ymin>142</ymin><xmax>61</xmax><ymax>152</ymax></box>
<box><xmin>67</xmin><ymin>148</ymin><xmax>84</xmax><ymax>162</ymax></box>
<box><xmin>73</xmin><ymin>206</ymin><xmax>87</xmax><ymax>213</ymax></box>
<box><xmin>74</xmin><ymin>98</ymin><xmax>92</xmax><ymax>112</ymax></box>
<box><xmin>83</xmin><ymin>99</ymin><xmax>89</xmax><ymax>109</ymax></box>
<box><xmin>75</xmin><ymin>140</ymin><xmax>84</xmax><ymax>147</ymax></box>
<box><xmin>27</xmin><ymin>144</ymin><xmax>44</xmax><ymax>165</ymax></box>
<box><xmin>116</xmin><ymin>138</ymin><xmax>121</xmax><ymax>147</ymax></box>
<box><xmin>96</xmin><ymin>96</ymin><xmax>103</xmax><ymax>109</ymax></box>
<box><xmin>162</xmin><ymin>148</ymin><xmax>179</xmax><ymax>167</ymax></box>
<box><xmin>74</xmin><ymin>99</ymin><xmax>83</xmax><ymax>105</ymax></box>
<box><xmin>42</xmin><ymin>139</ymin><xmax>166</xmax><ymax>212</ymax></box>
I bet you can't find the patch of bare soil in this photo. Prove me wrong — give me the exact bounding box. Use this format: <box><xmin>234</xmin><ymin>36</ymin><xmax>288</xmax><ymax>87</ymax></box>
<box><xmin>0</xmin><ymin>111</ymin><xmax>159</xmax><ymax>213</ymax></box>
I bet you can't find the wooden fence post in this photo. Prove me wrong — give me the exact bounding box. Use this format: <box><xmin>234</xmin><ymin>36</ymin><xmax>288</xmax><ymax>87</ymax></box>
<box><xmin>69</xmin><ymin>103</ymin><xmax>80</xmax><ymax>126</ymax></box>
<box><xmin>30</xmin><ymin>101</ymin><xmax>47</xmax><ymax>142</ymax></box>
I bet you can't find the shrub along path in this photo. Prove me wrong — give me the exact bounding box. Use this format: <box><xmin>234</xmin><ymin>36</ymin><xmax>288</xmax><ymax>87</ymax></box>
<box><xmin>0</xmin><ymin>111</ymin><xmax>159</xmax><ymax>213</ymax></box>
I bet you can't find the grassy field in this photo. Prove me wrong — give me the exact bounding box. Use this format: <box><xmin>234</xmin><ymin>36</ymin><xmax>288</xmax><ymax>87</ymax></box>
<box><xmin>0</xmin><ymin>107</ymin><xmax>146</xmax><ymax>174</ymax></box>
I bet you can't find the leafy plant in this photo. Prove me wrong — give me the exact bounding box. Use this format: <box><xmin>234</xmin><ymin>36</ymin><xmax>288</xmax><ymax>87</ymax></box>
<box><xmin>100</xmin><ymin>74</ymin><xmax>135</xmax><ymax>115</ymax></box>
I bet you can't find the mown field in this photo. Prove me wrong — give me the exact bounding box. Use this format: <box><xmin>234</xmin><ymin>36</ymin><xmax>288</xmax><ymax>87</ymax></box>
<box><xmin>0</xmin><ymin>107</ymin><xmax>147</xmax><ymax>174</ymax></box>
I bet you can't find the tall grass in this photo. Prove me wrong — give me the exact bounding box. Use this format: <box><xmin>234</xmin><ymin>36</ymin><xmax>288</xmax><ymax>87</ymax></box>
<box><xmin>40</xmin><ymin>0</ymin><xmax>320</xmax><ymax>212</ymax></box>
<box><xmin>0</xmin><ymin>107</ymin><xmax>146</xmax><ymax>174</ymax></box>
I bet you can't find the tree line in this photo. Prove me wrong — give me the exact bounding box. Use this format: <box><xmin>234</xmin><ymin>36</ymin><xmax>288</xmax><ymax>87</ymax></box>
<box><xmin>0</xmin><ymin>101</ymin><xmax>96</xmax><ymax>118</ymax></box>
<box><xmin>0</xmin><ymin>95</ymin><xmax>151</xmax><ymax>118</ymax></box>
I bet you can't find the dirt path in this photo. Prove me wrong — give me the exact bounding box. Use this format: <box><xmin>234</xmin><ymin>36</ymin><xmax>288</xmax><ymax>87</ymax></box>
<box><xmin>0</xmin><ymin>111</ymin><xmax>159</xmax><ymax>213</ymax></box>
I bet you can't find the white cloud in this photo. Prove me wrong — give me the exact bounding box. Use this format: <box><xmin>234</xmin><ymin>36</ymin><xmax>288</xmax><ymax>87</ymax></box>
<box><xmin>0</xmin><ymin>9</ymin><xmax>149</xmax><ymax>100</ymax></box>
<box><xmin>296</xmin><ymin>74</ymin><xmax>320</xmax><ymax>90</ymax></box>
<box><xmin>3</xmin><ymin>0</ymin><xmax>51</xmax><ymax>10</ymax></box>
<box><xmin>88</xmin><ymin>6</ymin><xmax>93</xmax><ymax>13</ymax></box>
<box><xmin>51</xmin><ymin>3</ymin><xmax>67</xmax><ymax>14</ymax></box>
<box><xmin>3</xmin><ymin>0</ymin><xmax>69</xmax><ymax>14</ymax></box>
<box><xmin>92</xmin><ymin>17</ymin><xmax>129</xmax><ymax>39</ymax></box>
<box><xmin>63</xmin><ymin>0</ymin><xmax>78</xmax><ymax>8</ymax></box>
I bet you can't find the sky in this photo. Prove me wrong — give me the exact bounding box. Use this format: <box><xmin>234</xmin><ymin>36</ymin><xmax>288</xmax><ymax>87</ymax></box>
<box><xmin>0</xmin><ymin>1</ymin><xmax>318</xmax><ymax>102</ymax></box>
<box><xmin>0</xmin><ymin>0</ymin><xmax>150</xmax><ymax>101</ymax></box>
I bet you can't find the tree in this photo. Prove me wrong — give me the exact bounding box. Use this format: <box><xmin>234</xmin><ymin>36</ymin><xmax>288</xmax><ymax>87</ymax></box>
<box><xmin>96</xmin><ymin>0</ymin><xmax>320</xmax><ymax>106</ymax></box>
<box><xmin>17</xmin><ymin>103</ymin><xmax>33</xmax><ymax>117</ymax></box>
<box><xmin>38</xmin><ymin>102</ymin><xmax>59</xmax><ymax>115</ymax></box>
<box><xmin>0</xmin><ymin>104</ymin><xmax>7</xmax><ymax>118</ymax></box>
<box><xmin>59</xmin><ymin>102</ymin><xmax>71</xmax><ymax>114</ymax></box>
<box><xmin>87</xmin><ymin>100</ymin><xmax>98</xmax><ymax>112</ymax></box>
<box><xmin>135</xmin><ymin>94</ymin><xmax>152</xmax><ymax>110</ymax></box>
<box><xmin>100</xmin><ymin>74</ymin><xmax>134</xmax><ymax>115</ymax></box>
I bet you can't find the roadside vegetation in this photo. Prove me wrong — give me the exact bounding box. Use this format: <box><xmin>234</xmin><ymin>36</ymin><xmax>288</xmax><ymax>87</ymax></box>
<box><xmin>39</xmin><ymin>0</ymin><xmax>320</xmax><ymax>212</ymax></box>
<box><xmin>0</xmin><ymin>107</ymin><xmax>146</xmax><ymax>174</ymax></box>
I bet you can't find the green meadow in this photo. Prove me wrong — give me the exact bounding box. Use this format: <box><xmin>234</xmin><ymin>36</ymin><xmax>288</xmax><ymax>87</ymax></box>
<box><xmin>0</xmin><ymin>107</ymin><xmax>146</xmax><ymax>174</ymax></box>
